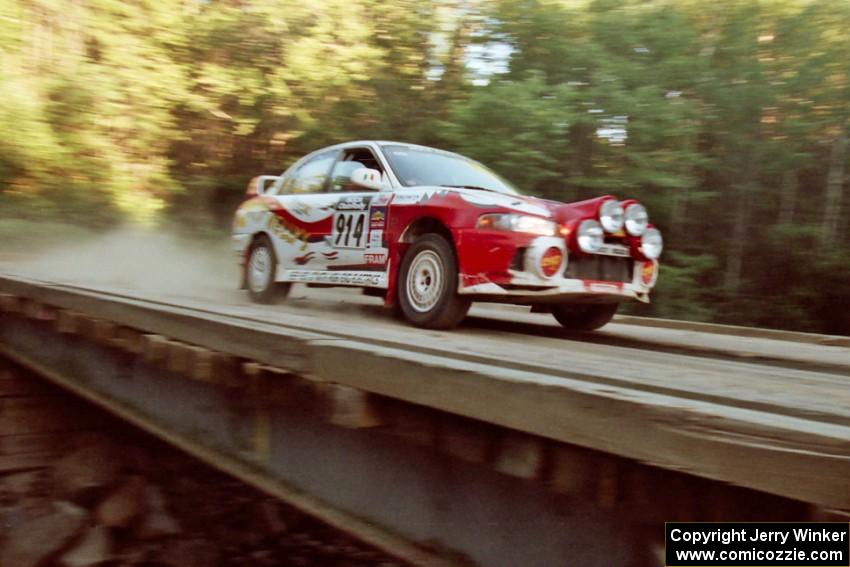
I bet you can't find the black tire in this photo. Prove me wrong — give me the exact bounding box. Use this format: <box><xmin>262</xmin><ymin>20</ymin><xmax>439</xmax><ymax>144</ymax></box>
<box><xmin>397</xmin><ymin>234</ymin><xmax>471</xmax><ymax>329</ymax></box>
<box><xmin>245</xmin><ymin>234</ymin><xmax>290</xmax><ymax>304</ymax></box>
<box><xmin>551</xmin><ymin>303</ymin><xmax>618</xmax><ymax>331</ymax></box>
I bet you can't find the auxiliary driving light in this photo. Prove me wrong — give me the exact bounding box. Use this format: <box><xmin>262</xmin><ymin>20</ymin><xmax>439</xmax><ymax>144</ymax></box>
<box><xmin>641</xmin><ymin>227</ymin><xmax>663</xmax><ymax>259</ymax></box>
<box><xmin>599</xmin><ymin>199</ymin><xmax>625</xmax><ymax>233</ymax></box>
<box><xmin>577</xmin><ymin>219</ymin><xmax>604</xmax><ymax>253</ymax></box>
<box><xmin>624</xmin><ymin>202</ymin><xmax>649</xmax><ymax>236</ymax></box>
<box><xmin>540</xmin><ymin>247</ymin><xmax>563</xmax><ymax>278</ymax></box>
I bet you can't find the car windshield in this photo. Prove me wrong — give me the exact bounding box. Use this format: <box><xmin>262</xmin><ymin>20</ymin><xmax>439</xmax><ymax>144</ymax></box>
<box><xmin>382</xmin><ymin>145</ymin><xmax>520</xmax><ymax>195</ymax></box>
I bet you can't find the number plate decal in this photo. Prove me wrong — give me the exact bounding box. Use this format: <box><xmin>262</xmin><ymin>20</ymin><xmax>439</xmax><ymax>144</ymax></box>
<box><xmin>332</xmin><ymin>211</ymin><xmax>368</xmax><ymax>249</ymax></box>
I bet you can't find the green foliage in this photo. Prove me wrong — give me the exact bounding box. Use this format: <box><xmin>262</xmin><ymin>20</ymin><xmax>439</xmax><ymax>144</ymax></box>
<box><xmin>0</xmin><ymin>0</ymin><xmax>848</xmax><ymax>333</ymax></box>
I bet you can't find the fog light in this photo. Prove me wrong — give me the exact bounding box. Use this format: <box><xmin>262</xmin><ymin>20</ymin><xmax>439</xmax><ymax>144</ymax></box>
<box><xmin>540</xmin><ymin>247</ymin><xmax>563</xmax><ymax>278</ymax></box>
<box><xmin>640</xmin><ymin>261</ymin><xmax>657</xmax><ymax>286</ymax></box>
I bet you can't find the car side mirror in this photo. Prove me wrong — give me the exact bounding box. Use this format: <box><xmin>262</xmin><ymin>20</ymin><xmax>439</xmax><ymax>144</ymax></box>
<box><xmin>246</xmin><ymin>175</ymin><xmax>280</xmax><ymax>197</ymax></box>
<box><xmin>350</xmin><ymin>168</ymin><xmax>386</xmax><ymax>191</ymax></box>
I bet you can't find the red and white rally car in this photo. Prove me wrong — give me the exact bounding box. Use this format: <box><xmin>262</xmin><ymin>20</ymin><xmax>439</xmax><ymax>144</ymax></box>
<box><xmin>232</xmin><ymin>141</ymin><xmax>662</xmax><ymax>330</ymax></box>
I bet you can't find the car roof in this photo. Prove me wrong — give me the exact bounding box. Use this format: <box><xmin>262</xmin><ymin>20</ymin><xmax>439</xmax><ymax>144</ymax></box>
<box><xmin>330</xmin><ymin>140</ymin><xmax>462</xmax><ymax>156</ymax></box>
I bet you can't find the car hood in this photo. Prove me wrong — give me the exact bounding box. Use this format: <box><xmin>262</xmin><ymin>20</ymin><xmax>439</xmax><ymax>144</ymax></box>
<box><xmin>401</xmin><ymin>186</ymin><xmax>610</xmax><ymax>223</ymax></box>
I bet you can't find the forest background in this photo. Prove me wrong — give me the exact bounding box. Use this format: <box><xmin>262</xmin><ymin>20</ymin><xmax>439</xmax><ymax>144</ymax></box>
<box><xmin>1</xmin><ymin>0</ymin><xmax>848</xmax><ymax>334</ymax></box>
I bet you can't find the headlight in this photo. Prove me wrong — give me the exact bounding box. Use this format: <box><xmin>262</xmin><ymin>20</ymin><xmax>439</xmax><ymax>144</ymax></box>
<box><xmin>476</xmin><ymin>214</ymin><xmax>557</xmax><ymax>236</ymax></box>
<box><xmin>577</xmin><ymin>219</ymin><xmax>604</xmax><ymax>253</ymax></box>
<box><xmin>599</xmin><ymin>199</ymin><xmax>624</xmax><ymax>233</ymax></box>
<box><xmin>641</xmin><ymin>227</ymin><xmax>663</xmax><ymax>259</ymax></box>
<box><xmin>624</xmin><ymin>203</ymin><xmax>649</xmax><ymax>236</ymax></box>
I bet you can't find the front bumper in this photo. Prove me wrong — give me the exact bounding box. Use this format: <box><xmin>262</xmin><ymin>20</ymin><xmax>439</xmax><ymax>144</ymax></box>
<box><xmin>458</xmin><ymin>277</ymin><xmax>651</xmax><ymax>303</ymax></box>
<box><xmin>456</xmin><ymin>233</ymin><xmax>657</xmax><ymax>303</ymax></box>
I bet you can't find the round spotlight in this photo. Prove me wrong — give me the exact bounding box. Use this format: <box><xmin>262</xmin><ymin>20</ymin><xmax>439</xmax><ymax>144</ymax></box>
<box><xmin>641</xmin><ymin>227</ymin><xmax>663</xmax><ymax>259</ymax></box>
<box><xmin>599</xmin><ymin>199</ymin><xmax>625</xmax><ymax>233</ymax></box>
<box><xmin>577</xmin><ymin>219</ymin><xmax>604</xmax><ymax>253</ymax></box>
<box><xmin>624</xmin><ymin>203</ymin><xmax>649</xmax><ymax>236</ymax></box>
<box><xmin>540</xmin><ymin>247</ymin><xmax>563</xmax><ymax>278</ymax></box>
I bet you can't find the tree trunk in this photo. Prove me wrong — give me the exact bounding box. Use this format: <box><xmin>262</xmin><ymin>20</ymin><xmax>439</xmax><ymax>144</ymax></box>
<box><xmin>724</xmin><ymin>188</ymin><xmax>751</xmax><ymax>295</ymax></box>
<box><xmin>670</xmin><ymin>186</ymin><xmax>689</xmax><ymax>237</ymax></box>
<box><xmin>821</xmin><ymin>132</ymin><xmax>847</xmax><ymax>246</ymax></box>
<box><xmin>778</xmin><ymin>169</ymin><xmax>797</xmax><ymax>225</ymax></box>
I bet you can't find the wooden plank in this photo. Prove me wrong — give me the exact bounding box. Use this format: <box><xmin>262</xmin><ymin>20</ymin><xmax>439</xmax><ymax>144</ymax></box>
<box><xmin>244</xmin><ymin>364</ymin><xmax>303</xmax><ymax>403</ymax></box>
<box><xmin>0</xmin><ymin>375</ymin><xmax>55</xmax><ymax>397</ymax></box>
<box><xmin>384</xmin><ymin>403</ymin><xmax>437</xmax><ymax>448</ymax></box>
<box><xmin>322</xmin><ymin>384</ymin><xmax>382</xmax><ymax>429</ymax></box>
<box><xmin>22</xmin><ymin>299</ymin><xmax>56</xmax><ymax>321</ymax></box>
<box><xmin>493</xmin><ymin>432</ymin><xmax>545</xmax><ymax>480</ymax></box>
<box><xmin>166</xmin><ymin>340</ymin><xmax>193</xmax><ymax>374</ymax></box>
<box><xmin>0</xmin><ymin>432</ymin><xmax>63</xmax><ymax>456</ymax></box>
<box><xmin>191</xmin><ymin>348</ymin><xmax>239</xmax><ymax>386</ymax></box>
<box><xmin>114</xmin><ymin>326</ymin><xmax>144</xmax><ymax>354</ymax></box>
<box><xmin>438</xmin><ymin>415</ymin><xmax>494</xmax><ymax>465</ymax></box>
<box><xmin>0</xmin><ymin>452</ymin><xmax>55</xmax><ymax>472</ymax></box>
<box><xmin>142</xmin><ymin>334</ymin><xmax>169</xmax><ymax>365</ymax></box>
<box><xmin>311</xmin><ymin>339</ymin><xmax>850</xmax><ymax>509</ymax></box>
<box><xmin>0</xmin><ymin>293</ymin><xmax>23</xmax><ymax>314</ymax></box>
<box><xmin>91</xmin><ymin>319</ymin><xmax>117</xmax><ymax>344</ymax></box>
<box><xmin>55</xmin><ymin>309</ymin><xmax>81</xmax><ymax>334</ymax></box>
<box><xmin>0</xmin><ymin>397</ymin><xmax>101</xmax><ymax>435</ymax></box>
<box><xmin>547</xmin><ymin>444</ymin><xmax>597</xmax><ymax>497</ymax></box>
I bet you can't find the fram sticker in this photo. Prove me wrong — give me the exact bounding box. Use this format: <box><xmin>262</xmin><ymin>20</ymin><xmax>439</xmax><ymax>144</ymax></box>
<box><xmin>364</xmin><ymin>252</ymin><xmax>387</xmax><ymax>265</ymax></box>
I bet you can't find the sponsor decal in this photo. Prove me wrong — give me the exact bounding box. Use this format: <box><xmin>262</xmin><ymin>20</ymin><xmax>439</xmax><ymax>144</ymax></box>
<box><xmin>540</xmin><ymin>247</ymin><xmax>563</xmax><ymax>278</ymax></box>
<box><xmin>336</xmin><ymin>196</ymin><xmax>370</xmax><ymax>211</ymax></box>
<box><xmin>368</xmin><ymin>230</ymin><xmax>383</xmax><ymax>249</ymax></box>
<box><xmin>392</xmin><ymin>192</ymin><xmax>426</xmax><ymax>205</ymax></box>
<box><xmin>597</xmin><ymin>244</ymin><xmax>631</xmax><ymax>257</ymax></box>
<box><xmin>364</xmin><ymin>252</ymin><xmax>387</xmax><ymax>265</ymax></box>
<box><xmin>290</xmin><ymin>199</ymin><xmax>312</xmax><ymax>217</ymax></box>
<box><xmin>641</xmin><ymin>261</ymin><xmax>655</xmax><ymax>286</ymax></box>
<box><xmin>457</xmin><ymin>190</ymin><xmax>551</xmax><ymax>217</ymax></box>
<box><xmin>322</xmin><ymin>250</ymin><xmax>339</xmax><ymax>261</ymax></box>
<box><xmin>240</xmin><ymin>198</ymin><xmax>268</xmax><ymax>212</ymax></box>
<box><xmin>372</xmin><ymin>193</ymin><xmax>393</xmax><ymax>206</ymax></box>
<box><xmin>295</xmin><ymin>251</ymin><xmax>316</xmax><ymax>265</ymax></box>
<box><xmin>269</xmin><ymin>215</ymin><xmax>310</xmax><ymax>250</ymax></box>
<box><xmin>369</xmin><ymin>207</ymin><xmax>386</xmax><ymax>229</ymax></box>
<box><xmin>583</xmin><ymin>280</ymin><xmax>624</xmax><ymax>293</ymax></box>
<box><xmin>285</xmin><ymin>270</ymin><xmax>385</xmax><ymax>287</ymax></box>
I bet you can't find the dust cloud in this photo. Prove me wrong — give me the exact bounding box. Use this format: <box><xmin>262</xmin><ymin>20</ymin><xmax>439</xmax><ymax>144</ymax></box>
<box><xmin>6</xmin><ymin>228</ymin><xmax>241</xmax><ymax>301</ymax></box>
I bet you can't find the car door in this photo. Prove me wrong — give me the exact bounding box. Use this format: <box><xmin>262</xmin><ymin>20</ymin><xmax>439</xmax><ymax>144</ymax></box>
<box><xmin>321</xmin><ymin>147</ymin><xmax>392</xmax><ymax>277</ymax></box>
<box><xmin>268</xmin><ymin>149</ymin><xmax>340</xmax><ymax>274</ymax></box>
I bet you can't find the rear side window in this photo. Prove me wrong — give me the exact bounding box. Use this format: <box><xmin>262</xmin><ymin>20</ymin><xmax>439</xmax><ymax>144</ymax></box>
<box><xmin>281</xmin><ymin>151</ymin><xmax>337</xmax><ymax>194</ymax></box>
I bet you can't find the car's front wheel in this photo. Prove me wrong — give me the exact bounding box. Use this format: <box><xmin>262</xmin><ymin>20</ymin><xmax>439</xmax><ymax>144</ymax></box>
<box><xmin>551</xmin><ymin>303</ymin><xmax>618</xmax><ymax>331</ymax></box>
<box><xmin>397</xmin><ymin>234</ymin><xmax>470</xmax><ymax>329</ymax></box>
<box><xmin>246</xmin><ymin>234</ymin><xmax>290</xmax><ymax>304</ymax></box>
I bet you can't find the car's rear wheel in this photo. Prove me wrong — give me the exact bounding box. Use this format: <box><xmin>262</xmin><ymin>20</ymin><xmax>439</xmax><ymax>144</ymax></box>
<box><xmin>551</xmin><ymin>303</ymin><xmax>618</xmax><ymax>331</ymax></box>
<box><xmin>398</xmin><ymin>234</ymin><xmax>470</xmax><ymax>329</ymax></box>
<box><xmin>246</xmin><ymin>234</ymin><xmax>290</xmax><ymax>304</ymax></box>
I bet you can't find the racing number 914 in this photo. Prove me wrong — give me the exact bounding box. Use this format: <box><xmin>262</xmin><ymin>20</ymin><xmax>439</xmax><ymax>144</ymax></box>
<box><xmin>333</xmin><ymin>212</ymin><xmax>367</xmax><ymax>248</ymax></box>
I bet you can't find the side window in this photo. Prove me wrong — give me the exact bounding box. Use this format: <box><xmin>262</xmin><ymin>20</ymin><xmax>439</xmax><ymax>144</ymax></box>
<box><xmin>282</xmin><ymin>151</ymin><xmax>337</xmax><ymax>194</ymax></box>
<box><xmin>328</xmin><ymin>148</ymin><xmax>384</xmax><ymax>193</ymax></box>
